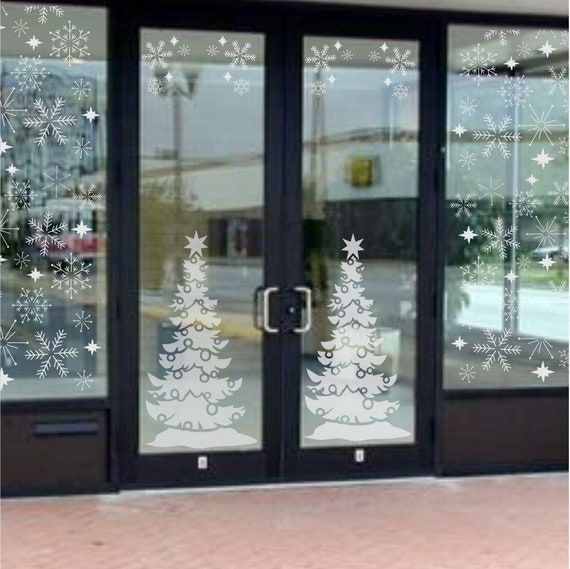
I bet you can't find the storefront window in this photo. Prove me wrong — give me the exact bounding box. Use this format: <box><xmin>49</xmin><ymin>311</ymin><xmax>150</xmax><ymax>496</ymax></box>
<box><xmin>444</xmin><ymin>25</ymin><xmax>569</xmax><ymax>389</ymax></box>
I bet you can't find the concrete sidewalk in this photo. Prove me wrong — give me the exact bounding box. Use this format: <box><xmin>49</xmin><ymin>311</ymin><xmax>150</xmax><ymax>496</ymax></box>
<box><xmin>1</xmin><ymin>473</ymin><xmax>567</xmax><ymax>569</ymax></box>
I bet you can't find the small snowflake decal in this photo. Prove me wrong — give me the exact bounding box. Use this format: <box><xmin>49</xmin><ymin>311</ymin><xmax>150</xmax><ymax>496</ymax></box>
<box><xmin>460</xmin><ymin>256</ymin><xmax>497</xmax><ymax>285</ymax></box>
<box><xmin>473</xmin><ymin>114</ymin><xmax>521</xmax><ymax>159</ymax></box>
<box><xmin>25</xmin><ymin>329</ymin><xmax>78</xmax><ymax>378</ymax></box>
<box><xmin>473</xmin><ymin>328</ymin><xmax>521</xmax><ymax>372</ymax></box>
<box><xmin>51</xmin><ymin>252</ymin><xmax>92</xmax><ymax>299</ymax></box>
<box><xmin>460</xmin><ymin>43</ymin><xmax>497</xmax><ymax>86</ymax></box>
<box><xmin>50</xmin><ymin>20</ymin><xmax>90</xmax><ymax>66</ymax></box>
<box><xmin>23</xmin><ymin>97</ymin><xmax>77</xmax><ymax>146</ymax></box>
<box><xmin>26</xmin><ymin>211</ymin><xmax>67</xmax><ymax>256</ymax></box>
<box><xmin>12</xmin><ymin>288</ymin><xmax>51</xmax><ymax>323</ymax></box>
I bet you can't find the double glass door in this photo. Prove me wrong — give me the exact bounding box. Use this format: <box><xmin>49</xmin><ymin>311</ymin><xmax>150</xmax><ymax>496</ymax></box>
<box><xmin>128</xmin><ymin>14</ymin><xmax>434</xmax><ymax>486</ymax></box>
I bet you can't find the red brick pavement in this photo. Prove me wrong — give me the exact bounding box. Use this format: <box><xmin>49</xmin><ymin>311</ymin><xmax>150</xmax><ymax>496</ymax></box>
<box><xmin>1</xmin><ymin>474</ymin><xmax>567</xmax><ymax>569</ymax></box>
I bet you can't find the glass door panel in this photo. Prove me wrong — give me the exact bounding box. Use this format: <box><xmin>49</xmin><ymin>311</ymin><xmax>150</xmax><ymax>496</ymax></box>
<box><xmin>139</xmin><ymin>29</ymin><xmax>265</xmax><ymax>453</ymax></box>
<box><xmin>300</xmin><ymin>36</ymin><xmax>420</xmax><ymax>448</ymax></box>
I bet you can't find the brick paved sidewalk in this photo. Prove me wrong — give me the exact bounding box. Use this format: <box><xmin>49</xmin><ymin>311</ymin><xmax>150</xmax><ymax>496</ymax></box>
<box><xmin>1</xmin><ymin>473</ymin><xmax>567</xmax><ymax>569</ymax></box>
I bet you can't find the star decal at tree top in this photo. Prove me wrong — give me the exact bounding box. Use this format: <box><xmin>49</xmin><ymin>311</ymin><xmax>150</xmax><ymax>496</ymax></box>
<box><xmin>185</xmin><ymin>231</ymin><xmax>207</xmax><ymax>257</ymax></box>
<box><xmin>342</xmin><ymin>234</ymin><xmax>364</xmax><ymax>259</ymax></box>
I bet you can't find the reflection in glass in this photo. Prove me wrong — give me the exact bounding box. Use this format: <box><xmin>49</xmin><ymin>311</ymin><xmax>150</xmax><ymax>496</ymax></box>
<box><xmin>444</xmin><ymin>25</ymin><xmax>569</xmax><ymax>389</ymax></box>
<box><xmin>0</xmin><ymin>3</ymin><xmax>107</xmax><ymax>400</ymax></box>
<box><xmin>301</xmin><ymin>37</ymin><xmax>419</xmax><ymax>447</ymax></box>
<box><xmin>139</xmin><ymin>29</ymin><xmax>264</xmax><ymax>452</ymax></box>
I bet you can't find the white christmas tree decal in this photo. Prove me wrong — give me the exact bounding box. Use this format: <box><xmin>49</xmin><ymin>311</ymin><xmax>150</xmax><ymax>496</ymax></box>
<box><xmin>146</xmin><ymin>232</ymin><xmax>256</xmax><ymax>449</ymax></box>
<box><xmin>304</xmin><ymin>235</ymin><xmax>411</xmax><ymax>442</ymax></box>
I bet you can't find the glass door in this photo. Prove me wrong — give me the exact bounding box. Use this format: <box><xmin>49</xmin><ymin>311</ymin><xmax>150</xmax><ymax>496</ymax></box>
<box><xmin>282</xmin><ymin>27</ymin><xmax>435</xmax><ymax>479</ymax></box>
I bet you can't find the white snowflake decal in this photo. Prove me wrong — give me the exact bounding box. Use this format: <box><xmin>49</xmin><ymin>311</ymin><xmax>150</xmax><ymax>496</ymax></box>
<box><xmin>225</xmin><ymin>41</ymin><xmax>256</xmax><ymax>69</ymax></box>
<box><xmin>473</xmin><ymin>328</ymin><xmax>521</xmax><ymax>372</ymax></box>
<box><xmin>75</xmin><ymin>370</ymin><xmax>93</xmax><ymax>391</ymax></box>
<box><xmin>4</xmin><ymin>179</ymin><xmax>35</xmax><ymax>210</ymax></box>
<box><xmin>25</xmin><ymin>329</ymin><xmax>78</xmax><ymax>378</ymax></box>
<box><xmin>24</xmin><ymin>4</ymin><xmax>64</xmax><ymax>24</ymax></box>
<box><xmin>0</xmin><ymin>88</ymin><xmax>27</xmax><ymax>133</ymax></box>
<box><xmin>72</xmin><ymin>78</ymin><xmax>91</xmax><ymax>100</ymax></box>
<box><xmin>386</xmin><ymin>47</ymin><xmax>416</xmax><ymax>76</ymax></box>
<box><xmin>0</xmin><ymin>212</ymin><xmax>18</xmax><ymax>248</ymax></box>
<box><xmin>458</xmin><ymin>364</ymin><xmax>477</xmax><ymax>384</ymax></box>
<box><xmin>525</xmin><ymin>217</ymin><xmax>564</xmax><ymax>250</ymax></box>
<box><xmin>146</xmin><ymin>77</ymin><xmax>166</xmax><ymax>96</ymax></box>
<box><xmin>460</xmin><ymin>43</ymin><xmax>497</xmax><ymax>85</ymax></box>
<box><xmin>459</xmin><ymin>150</ymin><xmax>476</xmax><ymax>170</ymax></box>
<box><xmin>73</xmin><ymin>183</ymin><xmax>102</xmax><ymax>209</ymax></box>
<box><xmin>392</xmin><ymin>83</ymin><xmax>409</xmax><ymax>100</ymax></box>
<box><xmin>543</xmin><ymin>66</ymin><xmax>567</xmax><ymax>97</ymax></box>
<box><xmin>73</xmin><ymin>310</ymin><xmax>92</xmax><ymax>332</ymax></box>
<box><xmin>12</xmin><ymin>18</ymin><xmax>29</xmax><ymax>37</ymax></box>
<box><xmin>12</xmin><ymin>288</ymin><xmax>51</xmax><ymax>323</ymax></box>
<box><xmin>10</xmin><ymin>55</ymin><xmax>49</xmax><ymax>91</ymax></box>
<box><xmin>23</xmin><ymin>97</ymin><xmax>77</xmax><ymax>146</ymax></box>
<box><xmin>73</xmin><ymin>137</ymin><xmax>91</xmax><ymax>158</ymax></box>
<box><xmin>460</xmin><ymin>256</ymin><xmax>497</xmax><ymax>285</ymax></box>
<box><xmin>43</xmin><ymin>166</ymin><xmax>72</xmax><ymax>198</ymax></box>
<box><xmin>549</xmin><ymin>181</ymin><xmax>568</xmax><ymax>206</ymax></box>
<box><xmin>481</xmin><ymin>217</ymin><xmax>520</xmax><ymax>259</ymax></box>
<box><xmin>513</xmin><ymin>189</ymin><xmax>540</xmax><ymax>218</ymax></box>
<box><xmin>450</xmin><ymin>193</ymin><xmax>476</xmax><ymax>218</ymax></box>
<box><xmin>483</xmin><ymin>28</ymin><xmax>520</xmax><ymax>46</ymax></box>
<box><xmin>50</xmin><ymin>20</ymin><xmax>90</xmax><ymax>66</ymax></box>
<box><xmin>477</xmin><ymin>177</ymin><xmax>505</xmax><ymax>205</ymax></box>
<box><xmin>26</xmin><ymin>211</ymin><xmax>67</xmax><ymax>256</ymax></box>
<box><xmin>473</xmin><ymin>114</ymin><xmax>520</xmax><ymax>159</ymax></box>
<box><xmin>460</xmin><ymin>97</ymin><xmax>478</xmax><ymax>117</ymax></box>
<box><xmin>559</xmin><ymin>349</ymin><xmax>568</xmax><ymax>368</ymax></box>
<box><xmin>0</xmin><ymin>321</ymin><xmax>29</xmax><ymax>366</ymax></box>
<box><xmin>51</xmin><ymin>252</ymin><xmax>92</xmax><ymax>299</ymax></box>
<box><xmin>309</xmin><ymin>80</ymin><xmax>327</xmax><ymax>97</ymax></box>
<box><xmin>497</xmin><ymin>75</ymin><xmax>532</xmax><ymax>107</ymax></box>
<box><xmin>141</xmin><ymin>41</ymin><xmax>172</xmax><ymax>71</ymax></box>
<box><xmin>233</xmin><ymin>77</ymin><xmax>250</xmax><ymax>96</ymax></box>
<box><xmin>518</xmin><ymin>336</ymin><xmax>554</xmax><ymax>359</ymax></box>
<box><xmin>306</xmin><ymin>44</ymin><xmax>336</xmax><ymax>72</ymax></box>
<box><xmin>520</xmin><ymin>105</ymin><xmax>565</xmax><ymax>146</ymax></box>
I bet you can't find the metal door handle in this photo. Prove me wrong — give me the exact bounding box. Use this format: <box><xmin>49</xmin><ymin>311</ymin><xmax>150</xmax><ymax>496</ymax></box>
<box><xmin>263</xmin><ymin>286</ymin><xmax>279</xmax><ymax>334</ymax></box>
<box><xmin>294</xmin><ymin>286</ymin><xmax>312</xmax><ymax>334</ymax></box>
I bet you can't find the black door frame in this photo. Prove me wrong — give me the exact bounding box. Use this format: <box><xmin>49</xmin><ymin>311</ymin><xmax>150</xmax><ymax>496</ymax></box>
<box><xmin>1</xmin><ymin>0</ymin><xmax>566</xmax><ymax>497</ymax></box>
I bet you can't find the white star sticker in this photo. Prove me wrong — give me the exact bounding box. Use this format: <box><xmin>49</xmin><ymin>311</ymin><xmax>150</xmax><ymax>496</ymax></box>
<box><xmin>452</xmin><ymin>124</ymin><xmax>466</xmax><ymax>137</ymax></box>
<box><xmin>532</xmin><ymin>361</ymin><xmax>553</xmax><ymax>382</ymax></box>
<box><xmin>504</xmin><ymin>57</ymin><xmax>518</xmax><ymax>70</ymax></box>
<box><xmin>334</xmin><ymin>41</ymin><xmax>342</xmax><ymax>51</ymax></box>
<box><xmin>185</xmin><ymin>231</ymin><xmax>208</xmax><ymax>257</ymax></box>
<box><xmin>526</xmin><ymin>175</ymin><xmax>538</xmax><ymax>186</ymax></box>
<box><xmin>384</xmin><ymin>77</ymin><xmax>393</xmax><ymax>87</ymax></box>
<box><xmin>452</xmin><ymin>337</ymin><xmax>467</xmax><ymax>350</ymax></box>
<box><xmin>342</xmin><ymin>234</ymin><xmax>364</xmax><ymax>259</ymax></box>
<box><xmin>0</xmin><ymin>368</ymin><xmax>14</xmax><ymax>391</ymax></box>
<box><xmin>170</xmin><ymin>35</ymin><xmax>178</xmax><ymax>46</ymax></box>
<box><xmin>380</xmin><ymin>42</ymin><xmax>389</xmax><ymax>52</ymax></box>
<box><xmin>6</xmin><ymin>163</ymin><xmax>18</xmax><ymax>176</ymax></box>
<box><xmin>165</xmin><ymin>71</ymin><xmax>174</xmax><ymax>82</ymax></box>
<box><xmin>72</xmin><ymin>220</ymin><xmax>92</xmax><ymax>238</ymax></box>
<box><xmin>0</xmin><ymin>137</ymin><xmax>13</xmax><ymax>155</ymax></box>
<box><xmin>539</xmin><ymin>41</ymin><xmax>557</xmax><ymax>57</ymax></box>
<box><xmin>82</xmin><ymin>107</ymin><xmax>99</xmax><ymax>123</ymax></box>
<box><xmin>532</xmin><ymin>149</ymin><xmax>554</xmax><ymax>169</ymax></box>
<box><xmin>539</xmin><ymin>255</ymin><xmax>556</xmax><ymax>270</ymax></box>
<box><xmin>28</xmin><ymin>268</ymin><xmax>43</xmax><ymax>282</ymax></box>
<box><xmin>224</xmin><ymin>72</ymin><xmax>232</xmax><ymax>82</ymax></box>
<box><xmin>84</xmin><ymin>340</ymin><xmax>101</xmax><ymax>355</ymax></box>
<box><xmin>218</xmin><ymin>36</ymin><xmax>227</xmax><ymax>46</ymax></box>
<box><xmin>328</xmin><ymin>75</ymin><xmax>336</xmax><ymax>85</ymax></box>
<box><xmin>459</xmin><ymin>226</ymin><xmax>477</xmax><ymax>243</ymax></box>
<box><xmin>504</xmin><ymin>270</ymin><xmax>518</xmax><ymax>283</ymax></box>
<box><xmin>26</xmin><ymin>35</ymin><xmax>42</xmax><ymax>50</ymax></box>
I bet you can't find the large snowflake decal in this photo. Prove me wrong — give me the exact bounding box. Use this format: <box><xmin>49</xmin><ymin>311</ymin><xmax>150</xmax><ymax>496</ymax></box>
<box><xmin>481</xmin><ymin>217</ymin><xmax>520</xmax><ymax>259</ymax></box>
<box><xmin>26</xmin><ymin>211</ymin><xmax>67</xmax><ymax>256</ymax></box>
<box><xmin>525</xmin><ymin>217</ymin><xmax>564</xmax><ymax>250</ymax></box>
<box><xmin>385</xmin><ymin>47</ymin><xmax>416</xmax><ymax>76</ymax></box>
<box><xmin>542</xmin><ymin>66</ymin><xmax>567</xmax><ymax>97</ymax></box>
<box><xmin>473</xmin><ymin>114</ymin><xmax>521</xmax><ymax>159</ymax></box>
<box><xmin>141</xmin><ymin>41</ymin><xmax>172</xmax><ymax>71</ymax></box>
<box><xmin>12</xmin><ymin>288</ymin><xmax>51</xmax><ymax>323</ymax></box>
<box><xmin>50</xmin><ymin>20</ymin><xmax>90</xmax><ymax>66</ymax></box>
<box><xmin>24</xmin><ymin>4</ymin><xmax>64</xmax><ymax>24</ymax></box>
<box><xmin>460</xmin><ymin>256</ymin><xmax>497</xmax><ymax>285</ymax></box>
<box><xmin>4</xmin><ymin>179</ymin><xmax>35</xmax><ymax>211</ymax></box>
<box><xmin>51</xmin><ymin>252</ymin><xmax>92</xmax><ymax>299</ymax></box>
<box><xmin>520</xmin><ymin>105</ymin><xmax>565</xmax><ymax>146</ymax></box>
<box><xmin>497</xmin><ymin>75</ymin><xmax>532</xmax><ymax>107</ymax></box>
<box><xmin>23</xmin><ymin>97</ymin><xmax>77</xmax><ymax>146</ymax></box>
<box><xmin>0</xmin><ymin>87</ymin><xmax>27</xmax><ymax>134</ymax></box>
<box><xmin>483</xmin><ymin>28</ymin><xmax>520</xmax><ymax>46</ymax></box>
<box><xmin>10</xmin><ymin>55</ymin><xmax>50</xmax><ymax>91</ymax></box>
<box><xmin>225</xmin><ymin>41</ymin><xmax>256</xmax><ymax>69</ymax></box>
<box><xmin>450</xmin><ymin>193</ymin><xmax>476</xmax><ymax>218</ymax></box>
<box><xmin>25</xmin><ymin>329</ymin><xmax>78</xmax><ymax>379</ymax></box>
<box><xmin>473</xmin><ymin>328</ymin><xmax>521</xmax><ymax>372</ymax></box>
<box><xmin>460</xmin><ymin>43</ymin><xmax>497</xmax><ymax>85</ymax></box>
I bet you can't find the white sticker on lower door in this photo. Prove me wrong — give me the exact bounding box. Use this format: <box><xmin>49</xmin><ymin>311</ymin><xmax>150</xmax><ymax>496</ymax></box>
<box><xmin>304</xmin><ymin>235</ymin><xmax>411</xmax><ymax>442</ymax></box>
<box><xmin>146</xmin><ymin>232</ymin><xmax>257</xmax><ymax>449</ymax></box>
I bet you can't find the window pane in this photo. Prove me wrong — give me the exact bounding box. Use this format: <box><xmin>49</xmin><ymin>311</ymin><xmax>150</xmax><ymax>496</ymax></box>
<box><xmin>301</xmin><ymin>37</ymin><xmax>420</xmax><ymax>447</ymax></box>
<box><xmin>139</xmin><ymin>29</ymin><xmax>264</xmax><ymax>452</ymax></box>
<box><xmin>444</xmin><ymin>25</ymin><xmax>569</xmax><ymax>389</ymax></box>
<box><xmin>1</xmin><ymin>3</ymin><xmax>108</xmax><ymax>400</ymax></box>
